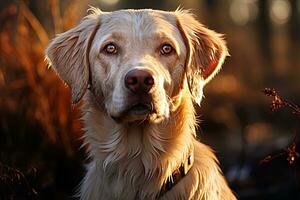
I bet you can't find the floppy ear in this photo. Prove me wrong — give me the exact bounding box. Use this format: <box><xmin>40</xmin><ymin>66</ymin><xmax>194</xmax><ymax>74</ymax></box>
<box><xmin>175</xmin><ymin>10</ymin><xmax>229</xmax><ymax>105</ymax></box>
<box><xmin>45</xmin><ymin>10</ymin><xmax>101</xmax><ymax>103</ymax></box>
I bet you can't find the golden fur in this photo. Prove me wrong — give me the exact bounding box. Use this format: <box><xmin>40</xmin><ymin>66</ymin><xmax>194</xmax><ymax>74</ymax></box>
<box><xmin>46</xmin><ymin>7</ymin><xmax>236</xmax><ymax>200</ymax></box>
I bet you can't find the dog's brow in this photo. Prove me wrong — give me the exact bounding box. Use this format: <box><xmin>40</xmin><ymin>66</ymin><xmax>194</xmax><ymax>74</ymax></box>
<box><xmin>153</xmin><ymin>32</ymin><xmax>171</xmax><ymax>40</ymax></box>
<box><xmin>100</xmin><ymin>32</ymin><xmax>125</xmax><ymax>48</ymax></box>
<box><xmin>110</xmin><ymin>32</ymin><xmax>124</xmax><ymax>40</ymax></box>
<box><xmin>152</xmin><ymin>32</ymin><xmax>179</xmax><ymax>53</ymax></box>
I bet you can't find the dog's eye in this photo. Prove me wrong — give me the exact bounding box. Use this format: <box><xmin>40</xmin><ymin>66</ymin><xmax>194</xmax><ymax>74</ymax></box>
<box><xmin>161</xmin><ymin>44</ymin><xmax>173</xmax><ymax>55</ymax></box>
<box><xmin>104</xmin><ymin>43</ymin><xmax>117</xmax><ymax>54</ymax></box>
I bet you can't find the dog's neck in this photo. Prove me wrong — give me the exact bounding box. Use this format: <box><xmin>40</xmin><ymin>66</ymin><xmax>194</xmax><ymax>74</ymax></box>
<box><xmin>157</xmin><ymin>145</ymin><xmax>194</xmax><ymax>198</ymax></box>
<box><xmin>82</xmin><ymin>89</ymin><xmax>197</xmax><ymax>198</ymax></box>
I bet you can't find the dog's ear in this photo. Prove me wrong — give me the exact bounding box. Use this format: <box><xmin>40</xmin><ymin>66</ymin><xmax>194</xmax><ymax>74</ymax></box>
<box><xmin>45</xmin><ymin>10</ymin><xmax>101</xmax><ymax>103</ymax></box>
<box><xmin>175</xmin><ymin>10</ymin><xmax>229</xmax><ymax>105</ymax></box>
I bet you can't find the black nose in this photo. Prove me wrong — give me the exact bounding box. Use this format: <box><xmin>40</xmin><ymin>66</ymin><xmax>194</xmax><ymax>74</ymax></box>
<box><xmin>125</xmin><ymin>69</ymin><xmax>154</xmax><ymax>94</ymax></box>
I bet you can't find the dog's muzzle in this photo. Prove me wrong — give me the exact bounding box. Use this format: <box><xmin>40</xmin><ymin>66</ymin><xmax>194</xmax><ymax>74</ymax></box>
<box><xmin>111</xmin><ymin>69</ymin><xmax>157</xmax><ymax>123</ymax></box>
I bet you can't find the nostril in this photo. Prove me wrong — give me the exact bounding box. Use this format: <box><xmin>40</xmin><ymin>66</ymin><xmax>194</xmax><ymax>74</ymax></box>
<box><xmin>127</xmin><ymin>76</ymin><xmax>138</xmax><ymax>86</ymax></box>
<box><xmin>144</xmin><ymin>76</ymin><xmax>154</xmax><ymax>86</ymax></box>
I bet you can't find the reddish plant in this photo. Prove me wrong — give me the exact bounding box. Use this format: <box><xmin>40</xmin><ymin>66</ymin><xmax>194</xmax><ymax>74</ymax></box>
<box><xmin>261</xmin><ymin>88</ymin><xmax>300</xmax><ymax>165</ymax></box>
<box><xmin>0</xmin><ymin>162</ymin><xmax>38</xmax><ymax>198</ymax></box>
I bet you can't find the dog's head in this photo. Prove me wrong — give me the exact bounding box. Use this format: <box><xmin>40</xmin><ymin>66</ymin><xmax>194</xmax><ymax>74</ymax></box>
<box><xmin>46</xmin><ymin>8</ymin><xmax>228</xmax><ymax>123</ymax></box>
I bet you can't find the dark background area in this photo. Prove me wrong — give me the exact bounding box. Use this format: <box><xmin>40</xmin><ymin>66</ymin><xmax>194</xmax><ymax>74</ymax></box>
<box><xmin>1</xmin><ymin>0</ymin><xmax>300</xmax><ymax>199</ymax></box>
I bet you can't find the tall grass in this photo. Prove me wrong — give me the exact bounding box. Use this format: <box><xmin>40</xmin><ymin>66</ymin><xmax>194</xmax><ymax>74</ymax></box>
<box><xmin>0</xmin><ymin>0</ymin><xmax>87</xmax><ymax>155</ymax></box>
<box><xmin>0</xmin><ymin>1</ymin><xmax>91</xmax><ymax>198</ymax></box>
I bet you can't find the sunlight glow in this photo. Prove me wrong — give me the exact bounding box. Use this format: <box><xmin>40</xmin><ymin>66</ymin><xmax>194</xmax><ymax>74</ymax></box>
<box><xmin>98</xmin><ymin>0</ymin><xmax>120</xmax><ymax>6</ymax></box>
<box><xmin>269</xmin><ymin>0</ymin><xmax>291</xmax><ymax>25</ymax></box>
<box><xmin>229</xmin><ymin>0</ymin><xmax>258</xmax><ymax>26</ymax></box>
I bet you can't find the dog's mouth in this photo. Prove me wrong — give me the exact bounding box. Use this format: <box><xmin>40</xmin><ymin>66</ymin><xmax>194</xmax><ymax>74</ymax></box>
<box><xmin>111</xmin><ymin>102</ymin><xmax>154</xmax><ymax>123</ymax></box>
<box><xmin>128</xmin><ymin>103</ymin><xmax>152</xmax><ymax>115</ymax></box>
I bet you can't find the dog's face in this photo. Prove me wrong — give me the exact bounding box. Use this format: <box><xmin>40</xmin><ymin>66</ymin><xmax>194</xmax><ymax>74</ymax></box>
<box><xmin>89</xmin><ymin>10</ymin><xmax>188</xmax><ymax>122</ymax></box>
<box><xmin>46</xmin><ymin>8</ymin><xmax>228</xmax><ymax>123</ymax></box>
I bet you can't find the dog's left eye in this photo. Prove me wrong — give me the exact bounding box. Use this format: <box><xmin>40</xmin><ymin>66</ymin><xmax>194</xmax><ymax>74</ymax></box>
<box><xmin>104</xmin><ymin>43</ymin><xmax>118</xmax><ymax>54</ymax></box>
<box><xmin>160</xmin><ymin>44</ymin><xmax>174</xmax><ymax>55</ymax></box>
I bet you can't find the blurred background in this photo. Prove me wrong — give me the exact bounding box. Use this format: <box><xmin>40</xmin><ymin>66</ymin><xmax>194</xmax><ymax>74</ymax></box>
<box><xmin>0</xmin><ymin>0</ymin><xmax>299</xmax><ymax>199</ymax></box>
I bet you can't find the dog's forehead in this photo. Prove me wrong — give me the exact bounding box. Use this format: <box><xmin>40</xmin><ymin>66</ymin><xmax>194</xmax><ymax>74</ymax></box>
<box><xmin>99</xmin><ymin>9</ymin><xmax>177</xmax><ymax>36</ymax></box>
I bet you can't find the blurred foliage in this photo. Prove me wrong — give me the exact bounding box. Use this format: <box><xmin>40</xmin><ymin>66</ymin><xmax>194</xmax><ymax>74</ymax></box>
<box><xmin>0</xmin><ymin>1</ymin><xmax>87</xmax><ymax>199</ymax></box>
<box><xmin>0</xmin><ymin>0</ymin><xmax>86</xmax><ymax>154</ymax></box>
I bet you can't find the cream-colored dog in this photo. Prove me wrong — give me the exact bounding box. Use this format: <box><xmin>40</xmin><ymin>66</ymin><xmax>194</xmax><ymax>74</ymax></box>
<box><xmin>46</xmin><ymin>8</ymin><xmax>236</xmax><ymax>200</ymax></box>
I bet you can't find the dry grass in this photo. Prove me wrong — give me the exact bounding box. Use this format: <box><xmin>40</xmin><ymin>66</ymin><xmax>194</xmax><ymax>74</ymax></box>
<box><xmin>0</xmin><ymin>1</ymin><xmax>89</xmax><ymax>197</ymax></box>
<box><xmin>0</xmin><ymin>0</ymin><xmax>87</xmax><ymax>155</ymax></box>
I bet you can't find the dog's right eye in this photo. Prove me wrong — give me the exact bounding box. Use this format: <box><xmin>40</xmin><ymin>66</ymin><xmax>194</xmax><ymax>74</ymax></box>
<box><xmin>160</xmin><ymin>44</ymin><xmax>174</xmax><ymax>55</ymax></box>
<box><xmin>103</xmin><ymin>43</ymin><xmax>117</xmax><ymax>54</ymax></box>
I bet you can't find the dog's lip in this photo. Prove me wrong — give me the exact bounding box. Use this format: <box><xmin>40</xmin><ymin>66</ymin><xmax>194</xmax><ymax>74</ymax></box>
<box><xmin>131</xmin><ymin>102</ymin><xmax>152</xmax><ymax>111</ymax></box>
<box><xmin>111</xmin><ymin>102</ymin><xmax>154</xmax><ymax>123</ymax></box>
<box><xmin>128</xmin><ymin>103</ymin><xmax>152</xmax><ymax>114</ymax></box>
<box><xmin>123</xmin><ymin>102</ymin><xmax>153</xmax><ymax>116</ymax></box>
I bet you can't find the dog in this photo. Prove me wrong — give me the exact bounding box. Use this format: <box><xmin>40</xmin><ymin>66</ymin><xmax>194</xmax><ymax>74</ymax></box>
<box><xmin>46</xmin><ymin>7</ymin><xmax>236</xmax><ymax>200</ymax></box>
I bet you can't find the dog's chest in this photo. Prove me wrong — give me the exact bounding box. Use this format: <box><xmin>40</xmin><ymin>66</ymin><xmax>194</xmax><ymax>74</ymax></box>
<box><xmin>97</xmin><ymin>157</ymin><xmax>164</xmax><ymax>199</ymax></box>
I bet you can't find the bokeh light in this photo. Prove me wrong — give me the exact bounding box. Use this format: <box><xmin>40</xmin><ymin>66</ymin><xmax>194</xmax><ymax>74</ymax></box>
<box><xmin>229</xmin><ymin>0</ymin><xmax>258</xmax><ymax>26</ymax></box>
<box><xmin>269</xmin><ymin>0</ymin><xmax>291</xmax><ymax>25</ymax></box>
<box><xmin>97</xmin><ymin>0</ymin><xmax>120</xmax><ymax>6</ymax></box>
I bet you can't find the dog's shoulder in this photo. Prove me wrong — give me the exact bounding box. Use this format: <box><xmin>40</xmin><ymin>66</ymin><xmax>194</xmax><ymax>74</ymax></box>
<box><xmin>192</xmin><ymin>140</ymin><xmax>237</xmax><ymax>200</ymax></box>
